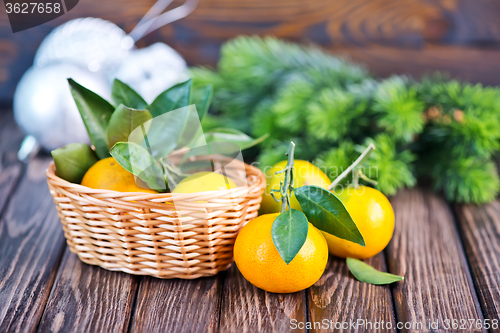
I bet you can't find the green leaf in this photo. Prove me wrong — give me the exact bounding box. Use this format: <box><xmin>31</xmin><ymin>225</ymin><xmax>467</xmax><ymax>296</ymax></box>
<box><xmin>111</xmin><ymin>79</ymin><xmax>148</xmax><ymax>109</ymax></box>
<box><xmin>106</xmin><ymin>105</ymin><xmax>153</xmax><ymax>149</ymax></box>
<box><xmin>149</xmin><ymin>79</ymin><xmax>192</xmax><ymax>117</ymax></box>
<box><xmin>190</xmin><ymin>84</ymin><xmax>213</xmax><ymax>120</ymax></box>
<box><xmin>294</xmin><ymin>185</ymin><xmax>365</xmax><ymax>246</ymax></box>
<box><xmin>129</xmin><ymin>106</ymin><xmax>192</xmax><ymax>160</ymax></box>
<box><xmin>189</xmin><ymin>128</ymin><xmax>268</xmax><ymax>152</ymax></box>
<box><xmin>68</xmin><ymin>79</ymin><xmax>114</xmax><ymax>159</ymax></box>
<box><xmin>271</xmin><ymin>209</ymin><xmax>309</xmax><ymax>264</ymax></box>
<box><xmin>109</xmin><ymin>142</ymin><xmax>167</xmax><ymax>192</ymax></box>
<box><xmin>346</xmin><ymin>258</ymin><xmax>404</xmax><ymax>285</ymax></box>
<box><xmin>51</xmin><ymin>143</ymin><xmax>98</xmax><ymax>184</ymax></box>
<box><xmin>204</xmin><ymin>128</ymin><xmax>268</xmax><ymax>150</ymax></box>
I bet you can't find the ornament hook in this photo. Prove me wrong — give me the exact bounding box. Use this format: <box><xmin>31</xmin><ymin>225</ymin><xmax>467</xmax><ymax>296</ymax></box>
<box><xmin>128</xmin><ymin>0</ymin><xmax>199</xmax><ymax>43</ymax></box>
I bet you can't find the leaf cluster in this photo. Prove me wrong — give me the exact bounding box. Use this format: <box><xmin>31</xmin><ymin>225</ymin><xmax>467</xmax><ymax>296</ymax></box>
<box><xmin>53</xmin><ymin>78</ymin><xmax>265</xmax><ymax>191</ymax></box>
<box><xmin>270</xmin><ymin>142</ymin><xmax>402</xmax><ymax>285</ymax></box>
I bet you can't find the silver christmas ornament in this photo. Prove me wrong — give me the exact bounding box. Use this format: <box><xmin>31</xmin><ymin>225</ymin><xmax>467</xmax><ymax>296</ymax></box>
<box><xmin>14</xmin><ymin>63</ymin><xmax>110</xmax><ymax>151</ymax></box>
<box><xmin>13</xmin><ymin>0</ymin><xmax>198</xmax><ymax>157</ymax></box>
<box><xmin>35</xmin><ymin>17</ymin><xmax>133</xmax><ymax>74</ymax></box>
<box><xmin>114</xmin><ymin>42</ymin><xmax>189</xmax><ymax>103</ymax></box>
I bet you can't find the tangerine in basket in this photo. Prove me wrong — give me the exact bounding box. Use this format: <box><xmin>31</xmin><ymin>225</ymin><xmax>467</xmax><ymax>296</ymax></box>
<box><xmin>260</xmin><ymin>160</ymin><xmax>330</xmax><ymax>214</ymax></box>
<box><xmin>81</xmin><ymin>157</ymin><xmax>157</xmax><ymax>193</ymax></box>
<box><xmin>172</xmin><ymin>172</ymin><xmax>237</xmax><ymax>193</ymax></box>
<box><xmin>322</xmin><ymin>185</ymin><xmax>395</xmax><ymax>259</ymax></box>
<box><xmin>234</xmin><ymin>213</ymin><xmax>328</xmax><ymax>293</ymax></box>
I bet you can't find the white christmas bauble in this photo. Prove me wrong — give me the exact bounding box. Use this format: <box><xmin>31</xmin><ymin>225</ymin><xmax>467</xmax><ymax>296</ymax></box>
<box><xmin>34</xmin><ymin>17</ymin><xmax>133</xmax><ymax>74</ymax></box>
<box><xmin>113</xmin><ymin>42</ymin><xmax>189</xmax><ymax>103</ymax></box>
<box><xmin>13</xmin><ymin>63</ymin><xmax>110</xmax><ymax>151</ymax></box>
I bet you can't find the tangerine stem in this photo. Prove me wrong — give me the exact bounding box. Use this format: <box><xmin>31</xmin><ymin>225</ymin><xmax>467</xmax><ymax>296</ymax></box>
<box><xmin>358</xmin><ymin>169</ymin><xmax>378</xmax><ymax>186</ymax></box>
<box><xmin>328</xmin><ymin>143</ymin><xmax>376</xmax><ymax>191</ymax></box>
<box><xmin>275</xmin><ymin>141</ymin><xmax>295</xmax><ymax>214</ymax></box>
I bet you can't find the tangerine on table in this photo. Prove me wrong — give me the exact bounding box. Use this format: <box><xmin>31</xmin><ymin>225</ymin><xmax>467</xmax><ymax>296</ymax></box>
<box><xmin>322</xmin><ymin>185</ymin><xmax>395</xmax><ymax>259</ymax></box>
<box><xmin>260</xmin><ymin>160</ymin><xmax>330</xmax><ymax>214</ymax></box>
<box><xmin>234</xmin><ymin>213</ymin><xmax>328</xmax><ymax>293</ymax></box>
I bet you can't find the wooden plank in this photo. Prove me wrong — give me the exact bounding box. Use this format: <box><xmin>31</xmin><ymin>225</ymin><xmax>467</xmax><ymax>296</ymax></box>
<box><xmin>386</xmin><ymin>188</ymin><xmax>484</xmax><ymax>332</ymax></box>
<box><xmin>454</xmin><ymin>201</ymin><xmax>500</xmax><ymax>325</ymax></box>
<box><xmin>0</xmin><ymin>111</ymin><xmax>23</xmax><ymax>215</ymax></box>
<box><xmin>4</xmin><ymin>0</ymin><xmax>500</xmax><ymax>102</ymax></box>
<box><xmin>326</xmin><ymin>44</ymin><xmax>500</xmax><ymax>87</ymax></box>
<box><xmin>38</xmin><ymin>249</ymin><xmax>139</xmax><ymax>333</ymax></box>
<box><xmin>0</xmin><ymin>157</ymin><xmax>66</xmax><ymax>333</ymax></box>
<box><xmin>130</xmin><ymin>275</ymin><xmax>222</xmax><ymax>333</ymax></box>
<box><xmin>308</xmin><ymin>254</ymin><xmax>396</xmax><ymax>332</ymax></box>
<box><xmin>219</xmin><ymin>264</ymin><xmax>306</xmax><ymax>333</ymax></box>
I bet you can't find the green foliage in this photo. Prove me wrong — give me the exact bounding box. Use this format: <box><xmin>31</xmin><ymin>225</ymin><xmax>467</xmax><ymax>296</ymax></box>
<box><xmin>270</xmin><ymin>142</ymin><xmax>364</xmax><ymax>265</ymax></box>
<box><xmin>110</xmin><ymin>142</ymin><xmax>167</xmax><ymax>191</ymax></box>
<box><xmin>111</xmin><ymin>79</ymin><xmax>148</xmax><ymax>109</ymax></box>
<box><xmin>315</xmin><ymin>136</ymin><xmax>416</xmax><ymax>195</ymax></box>
<box><xmin>360</xmin><ymin>135</ymin><xmax>416</xmax><ymax>196</ymax></box>
<box><xmin>432</xmin><ymin>157</ymin><xmax>500</xmax><ymax>204</ymax></box>
<box><xmin>51</xmin><ymin>143</ymin><xmax>98</xmax><ymax>183</ymax></box>
<box><xmin>295</xmin><ymin>186</ymin><xmax>364</xmax><ymax>246</ymax></box>
<box><xmin>307</xmin><ymin>88</ymin><xmax>368</xmax><ymax>142</ymax></box>
<box><xmin>68</xmin><ymin>79</ymin><xmax>114</xmax><ymax>159</ymax></box>
<box><xmin>271</xmin><ymin>78</ymin><xmax>315</xmax><ymax>135</ymax></box>
<box><xmin>59</xmin><ymin>77</ymin><xmax>264</xmax><ymax>191</ymax></box>
<box><xmin>347</xmin><ymin>258</ymin><xmax>404</xmax><ymax>285</ymax></box>
<box><xmin>272</xmin><ymin>209</ymin><xmax>309</xmax><ymax>264</ymax></box>
<box><xmin>191</xmin><ymin>36</ymin><xmax>369</xmax><ymax>124</ymax></box>
<box><xmin>372</xmin><ymin>76</ymin><xmax>425</xmax><ymax>142</ymax></box>
<box><xmin>106</xmin><ymin>105</ymin><xmax>152</xmax><ymax>149</ymax></box>
<box><xmin>148</xmin><ymin>79</ymin><xmax>192</xmax><ymax>117</ymax></box>
<box><xmin>420</xmin><ymin>74</ymin><xmax>500</xmax><ymax>113</ymax></box>
<box><xmin>190</xmin><ymin>36</ymin><xmax>500</xmax><ymax>204</ymax></box>
<box><xmin>315</xmin><ymin>142</ymin><xmax>357</xmax><ymax>185</ymax></box>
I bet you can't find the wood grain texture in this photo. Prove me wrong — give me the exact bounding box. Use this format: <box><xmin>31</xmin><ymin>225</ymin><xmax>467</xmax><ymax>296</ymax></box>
<box><xmin>38</xmin><ymin>249</ymin><xmax>139</xmax><ymax>333</ymax></box>
<box><xmin>387</xmin><ymin>188</ymin><xmax>484</xmax><ymax>332</ymax></box>
<box><xmin>3</xmin><ymin>0</ymin><xmax>500</xmax><ymax>102</ymax></box>
<box><xmin>130</xmin><ymin>275</ymin><xmax>222</xmax><ymax>333</ymax></box>
<box><xmin>219</xmin><ymin>264</ymin><xmax>306</xmax><ymax>333</ymax></box>
<box><xmin>0</xmin><ymin>157</ymin><xmax>66</xmax><ymax>333</ymax></box>
<box><xmin>454</xmin><ymin>201</ymin><xmax>500</xmax><ymax>325</ymax></box>
<box><xmin>326</xmin><ymin>45</ymin><xmax>500</xmax><ymax>87</ymax></box>
<box><xmin>0</xmin><ymin>112</ymin><xmax>23</xmax><ymax>215</ymax></box>
<box><xmin>308</xmin><ymin>254</ymin><xmax>396</xmax><ymax>333</ymax></box>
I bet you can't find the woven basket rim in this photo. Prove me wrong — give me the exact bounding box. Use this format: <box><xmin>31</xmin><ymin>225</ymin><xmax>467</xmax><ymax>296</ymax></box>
<box><xmin>46</xmin><ymin>160</ymin><xmax>266</xmax><ymax>199</ymax></box>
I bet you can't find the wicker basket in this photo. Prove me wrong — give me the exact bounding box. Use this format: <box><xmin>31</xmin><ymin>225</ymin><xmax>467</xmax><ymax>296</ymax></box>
<box><xmin>46</xmin><ymin>156</ymin><xmax>265</xmax><ymax>279</ymax></box>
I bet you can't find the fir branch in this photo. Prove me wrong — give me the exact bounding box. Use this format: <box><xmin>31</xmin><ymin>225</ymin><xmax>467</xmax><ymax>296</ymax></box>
<box><xmin>251</xmin><ymin>98</ymin><xmax>282</xmax><ymax>147</ymax></box>
<box><xmin>359</xmin><ymin>134</ymin><xmax>417</xmax><ymax>196</ymax></box>
<box><xmin>218</xmin><ymin>36</ymin><xmax>369</xmax><ymax>85</ymax></box>
<box><xmin>432</xmin><ymin>157</ymin><xmax>500</xmax><ymax>204</ymax></box>
<box><xmin>424</xmin><ymin>109</ymin><xmax>500</xmax><ymax>159</ymax></box>
<box><xmin>315</xmin><ymin>141</ymin><xmax>357</xmax><ymax>185</ymax></box>
<box><xmin>307</xmin><ymin>88</ymin><xmax>368</xmax><ymax>141</ymax></box>
<box><xmin>420</xmin><ymin>75</ymin><xmax>500</xmax><ymax>114</ymax></box>
<box><xmin>191</xmin><ymin>36</ymin><xmax>370</xmax><ymax>121</ymax></box>
<box><xmin>372</xmin><ymin>76</ymin><xmax>425</xmax><ymax>142</ymax></box>
<box><xmin>190</xmin><ymin>36</ymin><xmax>500</xmax><ymax>204</ymax></box>
<box><xmin>271</xmin><ymin>77</ymin><xmax>315</xmax><ymax>135</ymax></box>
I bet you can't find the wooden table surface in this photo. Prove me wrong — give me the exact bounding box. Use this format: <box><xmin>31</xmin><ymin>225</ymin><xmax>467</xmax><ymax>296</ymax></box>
<box><xmin>1</xmin><ymin>110</ymin><xmax>499</xmax><ymax>333</ymax></box>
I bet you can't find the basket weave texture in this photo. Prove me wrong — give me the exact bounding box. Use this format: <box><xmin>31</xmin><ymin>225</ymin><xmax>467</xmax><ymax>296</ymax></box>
<box><xmin>46</xmin><ymin>159</ymin><xmax>265</xmax><ymax>279</ymax></box>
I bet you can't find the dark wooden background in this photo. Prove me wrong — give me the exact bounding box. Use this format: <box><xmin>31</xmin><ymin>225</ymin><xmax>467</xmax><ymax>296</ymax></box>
<box><xmin>2</xmin><ymin>0</ymin><xmax>500</xmax><ymax>104</ymax></box>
